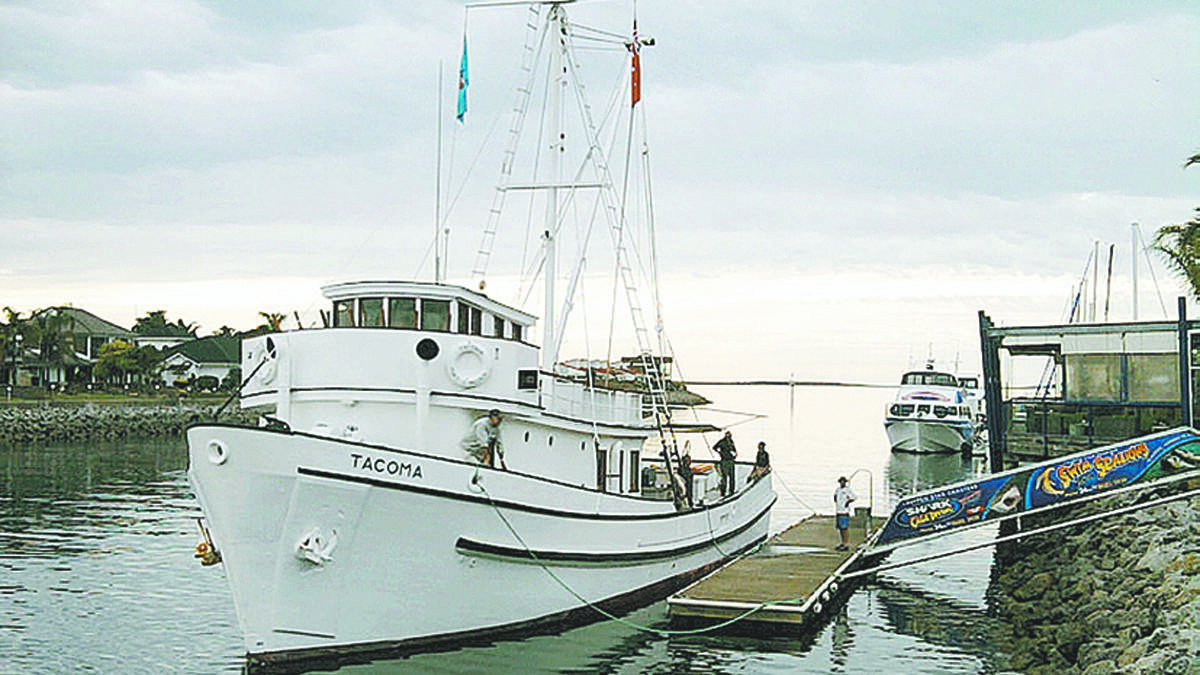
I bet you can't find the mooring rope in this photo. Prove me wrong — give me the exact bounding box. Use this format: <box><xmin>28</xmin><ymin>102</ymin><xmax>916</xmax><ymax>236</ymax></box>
<box><xmin>769</xmin><ymin>470</ymin><xmax>821</xmax><ymax>516</ymax></box>
<box><xmin>468</xmin><ymin>467</ymin><xmax>795</xmax><ymax>636</ymax></box>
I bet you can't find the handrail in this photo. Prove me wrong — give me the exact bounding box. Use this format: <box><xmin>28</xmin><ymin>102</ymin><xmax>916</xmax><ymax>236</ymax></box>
<box><xmin>846</xmin><ymin>467</ymin><xmax>874</xmax><ymax>540</ymax></box>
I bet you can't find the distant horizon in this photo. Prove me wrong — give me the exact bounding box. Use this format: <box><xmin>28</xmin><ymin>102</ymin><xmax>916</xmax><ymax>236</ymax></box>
<box><xmin>7</xmin><ymin>264</ymin><xmax>1188</xmax><ymax>388</ymax></box>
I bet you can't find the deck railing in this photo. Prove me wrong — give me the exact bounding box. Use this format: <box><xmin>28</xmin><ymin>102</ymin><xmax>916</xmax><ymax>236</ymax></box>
<box><xmin>1004</xmin><ymin>397</ymin><xmax>1181</xmax><ymax>460</ymax></box>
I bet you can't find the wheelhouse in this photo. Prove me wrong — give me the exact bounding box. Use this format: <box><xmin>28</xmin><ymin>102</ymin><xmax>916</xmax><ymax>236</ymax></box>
<box><xmin>322</xmin><ymin>281</ymin><xmax>536</xmax><ymax>343</ymax></box>
<box><xmin>900</xmin><ymin>371</ymin><xmax>959</xmax><ymax>387</ymax></box>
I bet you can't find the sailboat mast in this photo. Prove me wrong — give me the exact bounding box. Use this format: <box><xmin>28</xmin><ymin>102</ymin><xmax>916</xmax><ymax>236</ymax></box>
<box><xmin>542</xmin><ymin>4</ymin><xmax>566</xmax><ymax>371</ymax></box>
<box><xmin>1132</xmin><ymin>222</ymin><xmax>1139</xmax><ymax>320</ymax></box>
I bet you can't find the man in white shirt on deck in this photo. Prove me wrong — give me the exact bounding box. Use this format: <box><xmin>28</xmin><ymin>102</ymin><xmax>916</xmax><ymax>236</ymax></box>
<box><xmin>833</xmin><ymin>476</ymin><xmax>857</xmax><ymax>551</ymax></box>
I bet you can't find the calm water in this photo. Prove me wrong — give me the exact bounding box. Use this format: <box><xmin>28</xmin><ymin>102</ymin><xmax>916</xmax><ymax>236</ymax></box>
<box><xmin>1</xmin><ymin>386</ymin><xmax>1013</xmax><ymax>674</ymax></box>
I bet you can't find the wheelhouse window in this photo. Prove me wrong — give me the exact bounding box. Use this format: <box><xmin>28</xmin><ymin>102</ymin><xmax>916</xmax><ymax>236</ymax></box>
<box><xmin>359</xmin><ymin>298</ymin><xmax>384</xmax><ymax>327</ymax></box>
<box><xmin>470</xmin><ymin>307</ymin><xmax>483</xmax><ymax>336</ymax></box>
<box><xmin>493</xmin><ymin>316</ymin><xmax>505</xmax><ymax>339</ymax></box>
<box><xmin>388</xmin><ymin>298</ymin><xmax>417</xmax><ymax>328</ymax></box>
<box><xmin>512</xmin><ymin>324</ymin><xmax>523</xmax><ymax>342</ymax></box>
<box><xmin>629</xmin><ymin>450</ymin><xmax>640</xmax><ymax>493</ymax></box>
<box><xmin>421</xmin><ymin>299</ymin><xmax>450</xmax><ymax>332</ymax></box>
<box><xmin>902</xmin><ymin>372</ymin><xmax>958</xmax><ymax>387</ymax></box>
<box><xmin>333</xmin><ymin>299</ymin><xmax>354</xmax><ymax>327</ymax></box>
<box><xmin>457</xmin><ymin>301</ymin><xmax>471</xmax><ymax>334</ymax></box>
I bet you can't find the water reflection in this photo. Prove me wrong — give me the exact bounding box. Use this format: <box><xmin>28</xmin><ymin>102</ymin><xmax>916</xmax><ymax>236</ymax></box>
<box><xmin>868</xmin><ymin>579</ymin><xmax>1009</xmax><ymax>662</ymax></box>
<box><xmin>0</xmin><ymin>439</ymin><xmax>243</xmax><ymax>674</ymax></box>
<box><xmin>885</xmin><ymin>452</ymin><xmax>982</xmax><ymax>503</ymax></box>
<box><xmin>0</xmin><ymin>387</ymin><xmax>1016</xmax><ymax>674</ymax></box>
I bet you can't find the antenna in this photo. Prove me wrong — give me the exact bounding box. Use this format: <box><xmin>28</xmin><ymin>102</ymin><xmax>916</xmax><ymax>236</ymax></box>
<box><xmin>435</xmin><ymin>61</ymin><xmax>444</xmax><ymax>283</ymax></box>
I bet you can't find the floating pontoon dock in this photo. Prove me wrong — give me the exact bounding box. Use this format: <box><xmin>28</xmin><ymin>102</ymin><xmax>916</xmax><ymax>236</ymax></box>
<box><xmin>666</xmin><ymin>513</ymin><xmax>884</xmax><ymax>633</ymax></box>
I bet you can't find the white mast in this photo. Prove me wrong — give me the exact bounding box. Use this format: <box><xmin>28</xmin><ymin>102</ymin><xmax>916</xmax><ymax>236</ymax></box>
<box><xmin>542</xmin><ymin>3</ymin><xmax>567</xmax><ymax>371</ymax></box>
<box><xmin>1132</xmin><ymin>222</ymin><xmax>1139</xmax><ymax>320</ymax></box>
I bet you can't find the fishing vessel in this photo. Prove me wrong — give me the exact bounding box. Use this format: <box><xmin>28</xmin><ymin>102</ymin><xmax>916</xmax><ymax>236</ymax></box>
<box><xmin>187</xmin><ymin>1</ymin><xmax>775</xmax><ymax>665</ymax></box>
<box><xmin>883</xmin><ymin>365</ymin><xmax>976</xmax><ymax>454</ymax></box>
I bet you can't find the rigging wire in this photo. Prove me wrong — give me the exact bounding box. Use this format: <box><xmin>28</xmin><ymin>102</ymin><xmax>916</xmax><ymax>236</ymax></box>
<box><xmin>1134</xmin><ymin>224</ymin><xmax>1171</xmax><ymax>319</ymax></box>
<box><xmin>471</xmin><ymin>467</ymin><xmax>784</xmax><ymax>636</ymax></box>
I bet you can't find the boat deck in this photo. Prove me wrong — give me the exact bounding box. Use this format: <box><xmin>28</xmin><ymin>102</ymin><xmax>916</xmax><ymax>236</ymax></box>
<box><xmin>667</xmin><ymin>513</ymin><xmax>883</xmax><ymax>630</ymax></box>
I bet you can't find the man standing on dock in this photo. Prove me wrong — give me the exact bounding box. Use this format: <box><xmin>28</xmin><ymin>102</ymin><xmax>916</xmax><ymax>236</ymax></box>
<box><xmin>834</xmin><ymin>476</ymin><xmax>856</xmax><ymax>551</ymax></box>
<box><xmin>714</xmin><ymin>431</ymin><xmax>737</xmax><ymax>497</ymax></box>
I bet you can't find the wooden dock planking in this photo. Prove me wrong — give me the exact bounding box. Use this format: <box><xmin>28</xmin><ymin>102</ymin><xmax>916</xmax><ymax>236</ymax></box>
<box><xmin>667</xmin><ymin>513</ymin><xmax>883</xmax><ymax>628</ymax></box>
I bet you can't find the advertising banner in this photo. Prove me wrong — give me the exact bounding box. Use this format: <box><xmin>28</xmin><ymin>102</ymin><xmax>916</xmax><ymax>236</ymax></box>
<box><xmin>875</xmin><ymin>427</ymin><xmax>1200</xmax><ymax>548</ymax></box>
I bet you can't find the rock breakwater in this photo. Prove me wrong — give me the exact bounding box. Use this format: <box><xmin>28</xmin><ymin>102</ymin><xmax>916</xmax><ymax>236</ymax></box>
<box><xmin>0</xmin><ymin>402</ymin><xmax>256</xmax><ymax>444</ymax></box>
<box><xmin>989</xmin><ymin>485</ymin><xmax>1200</xmax><ymax>674</ymax></box>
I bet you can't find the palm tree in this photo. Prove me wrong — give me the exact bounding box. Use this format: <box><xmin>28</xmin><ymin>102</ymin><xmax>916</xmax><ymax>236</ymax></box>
<box><xmin>1153</xmin><ymin>151</ymin><xmax>1200</xmax><ymax>298</ymax></box>
<box><xmin>1</xmin><ymin>307</ymin><xmax>25</xmax><ymax>387</ymax></box>
<box><xmin>1153</xmin><ymin>209</ymin><xmax>1200</xmax><ymax>299</ymax></box>
<box><xmin>258</xmin><ymin>312</ymin><xmax>286</xmax><ymax>332</ymax></box>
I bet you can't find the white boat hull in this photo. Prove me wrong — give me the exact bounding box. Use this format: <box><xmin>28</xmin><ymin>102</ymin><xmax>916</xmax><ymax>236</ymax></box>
<box><xmin>187</xmin><ymin>425</ymin><xmax>774</xmax><ymax>663</ymax></box>
<box><xmin>885</xmin><ymin>418</ymin><xmax>973</xmax><ymax>454</ymax></box>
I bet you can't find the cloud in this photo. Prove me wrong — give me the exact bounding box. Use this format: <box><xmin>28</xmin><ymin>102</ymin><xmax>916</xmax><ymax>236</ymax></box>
<box><xmin>2</xmin><ymin>0</ymin><xmax>1198</xmax><ymax>383</ymax></box>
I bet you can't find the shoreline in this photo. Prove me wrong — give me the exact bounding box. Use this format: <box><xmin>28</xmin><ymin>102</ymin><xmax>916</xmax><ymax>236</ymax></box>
<box><xmin>0</xmin><ymin>399</ymin><xmax>255</xmax><ymax>445</ymax></box>
<box><xmin>988</xmin><ymin>484</ymin><xmax>1200</xmax><ymax>674</ymax></box>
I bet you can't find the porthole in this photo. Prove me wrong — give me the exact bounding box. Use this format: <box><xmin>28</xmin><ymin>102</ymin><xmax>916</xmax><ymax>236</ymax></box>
<box><xmin>416</xmin><ymin>338</ymin><xmax>440</xmax><ymax>361</ymax></box>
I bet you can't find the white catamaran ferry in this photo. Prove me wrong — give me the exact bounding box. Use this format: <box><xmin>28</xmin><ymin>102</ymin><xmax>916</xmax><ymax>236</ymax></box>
<box><xmin>883</xmin><ymin>365</ymin><xmax>977</xmax><ymax>454</ymax></box>
<box><xmin>187</xmin><ymin>1</ymin><xmax>775</xmax><ymax>665</ymax></box>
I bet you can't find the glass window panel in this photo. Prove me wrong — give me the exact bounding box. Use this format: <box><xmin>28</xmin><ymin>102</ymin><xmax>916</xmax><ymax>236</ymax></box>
<box><xmin>1065</xmin><ymin>354</ymin><xmax>1121</xmax><ymax>401</ymax></box>
<box><xmin>1128</xmin><ymin>353</ymin><xmax>1179</xmax><ymax>403</ymax></box>
<box><xmin>333</xmin><ymin>300</ymin><xmax>354</xmax><ymax>327</ymax></box>
<box><xmin>512</xmin><ymin>324</ymin><xmax>522</xmax><ymax>342</ymax></box>
<box><xmin>359</xmin><ymin>298</ymin><xmax>384</xmax><ymax>327</ymax></box>
<box><xmin>457</xmin><ymin>301</ymin><xmax>471</xmax><ymax>334</ymax></box>
<box><xmin>493</xmin><ymin>316</ymin><xmax>505</xmax><ymax>338</ymax></box>
<box><xmin>470</xmin><ymin>307</ymin><xmax>482</xmax><ymax>336</ymax></box>
<box><xmin>388</xmin><ymin>298</ymin><xmax>417</xmax><ymax>328</ymax></box>
<box><xmin>422</xmin><ymin>299</ymin><xmax>450</xmax><ymax>332</ymax></box>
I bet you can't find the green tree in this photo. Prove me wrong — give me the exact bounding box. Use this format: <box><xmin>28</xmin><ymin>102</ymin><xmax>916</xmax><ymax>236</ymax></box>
<box><xmin>94</xmin><ymin>339</ymin><xmax>139</xmax><ymax>383</ymax></box>
<box><xmin>240</xmin><ymin>312</ymin><xmax>287</xmax><ymax>338</ymax></box>
<box><xmin>94</xmin><ymin>340</ymin><xmax>164</xmax><ymax>385</ymax></box>
<box><xmin>1153</xmin><ymin>209</ymin><xmax>1200</xmax><ymax>299</ymax></box>
<box><xmin>27</xmin><ymin>308</ymin><xmax>77</xmax><ymax>385</ymax></box>
<box><xmin>0</xmin><ymin>307</ymin><xmax>26</xmax><ymax>386</ymax></box>
<box><xmin>1153</xmin><ymin>152</ymin><xmax>1200</xmax><ymax>299</ymax></box>
<box><xmin>132</xmin><ymin>310</ymin><xmax>198</xmax><ymax>337</ymax></box>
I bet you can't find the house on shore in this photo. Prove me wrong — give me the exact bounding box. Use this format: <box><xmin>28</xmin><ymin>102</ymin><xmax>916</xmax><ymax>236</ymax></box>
<box><xmin>18</xmin><ymin>307</ymin><xmax>136</xmax><ymax>387</ymax></box>
<box><xmin>160</xmin><ymin>335</ymin><xmax>240</xmax><ymax>389</ymax></box>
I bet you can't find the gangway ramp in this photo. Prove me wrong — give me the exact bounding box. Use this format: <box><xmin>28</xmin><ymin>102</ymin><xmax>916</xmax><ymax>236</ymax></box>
<box><xmin>857</xmin><ymin>426</ymin><xmax>1200</xmax><ymax>568</ymax></box>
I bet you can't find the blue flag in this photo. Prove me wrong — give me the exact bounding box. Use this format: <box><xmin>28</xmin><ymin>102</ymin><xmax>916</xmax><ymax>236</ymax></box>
<box><xmin>456</xmin><ymin>36</ymin><xmax>469</xmax><ymax>122</ymax></box>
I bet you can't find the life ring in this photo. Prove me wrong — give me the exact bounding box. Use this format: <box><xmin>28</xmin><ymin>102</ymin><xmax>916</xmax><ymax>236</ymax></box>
<box><xmin>447</xmin><ymin>343</ymin><xmax>491</xmax><ymax>389</ymax></box>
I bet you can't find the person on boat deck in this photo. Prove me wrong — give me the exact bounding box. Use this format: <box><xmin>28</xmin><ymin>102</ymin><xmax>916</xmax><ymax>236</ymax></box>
<box><xmin>748</xmin><ymin>441</ymin><xmax>770</xmax><ymax>483</ymax></box>
<box><xmin>834</xmin><ymin>476</ymin><xmax>857</xmax><ymax>551</ymax></box>
<box><xmin>463</xmin><ymin>409</ymin><xmax>505</xmax><ymax>469</ymax></box>
<box><xmin>714</xmin><ymin>431</ymin><xmax>737</xmax><ymax>497</ymax></box>
<box><xmin>677</xmin><ymin>448</ymin><xmax>693</xmax><ymax>507</ymax></box>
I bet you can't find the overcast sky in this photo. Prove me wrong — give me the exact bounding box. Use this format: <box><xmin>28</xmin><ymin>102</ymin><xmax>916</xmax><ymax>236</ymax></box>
<box><xmin>3</xmin><ymin>1</ymin><xmax>1199</xmax><ymax>382</ymax></box>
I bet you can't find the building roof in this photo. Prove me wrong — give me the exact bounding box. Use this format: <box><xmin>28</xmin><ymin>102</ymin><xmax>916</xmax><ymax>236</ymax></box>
<box><xmin>34</xmin><ymin>306</ymin><xmax>134</xmax><ymax>338</ymax></box>
<box><xmin>163</xmin><ymin>335</ymin><xmax>240</xmax><ymax>365</ymax></box>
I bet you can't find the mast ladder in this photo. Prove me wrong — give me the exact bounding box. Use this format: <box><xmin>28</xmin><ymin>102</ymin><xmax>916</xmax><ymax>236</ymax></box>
<box><xmin>471</xmin><ymin>4</ymin><xmax>544</xmax><ymax>283</ymax></box>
